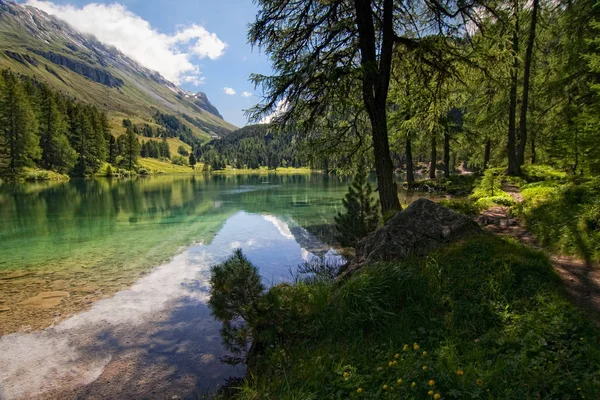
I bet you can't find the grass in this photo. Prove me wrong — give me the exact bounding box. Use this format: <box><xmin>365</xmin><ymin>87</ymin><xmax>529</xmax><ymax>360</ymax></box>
<box><xmin>21</xmin><ymin>167</ymin><xmax>69</xmax><ymax>182</ymax></box>
<box><xmin>137</xmin><ymin>158</ymin><xmax>198</xmax><ymax>174</ymax></box>
<box><xmin>516</xmin><ymin>178</ymin><xmax>600</xmax><ymax>263</ymax></box>
<box><xmin>215</xmin><ymin>234</ymin><xmax>600</xmax><ymax>399</ymax></box>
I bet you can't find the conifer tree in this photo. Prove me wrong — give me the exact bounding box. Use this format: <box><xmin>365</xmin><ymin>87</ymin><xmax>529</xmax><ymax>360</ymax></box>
<box><xmin>38</xmin><ymin>86</ymin><xmax>76</xmax><ymax>173</ymax></box>
<box><xmin>107</xmin><ymin>134</ymin><xmax>118</xmax><ymax>165</ymax></box>
<box><xmin>189</xmin><ymin>152</ymin><xmax>197</xmax><ymax>169</ymax></box>
<box><xmin>121</xmin><ymin>126</ymin><xmax>140</xmax><ymax>171</ymax></box>
<box><xmin>0</xmin><ymin>70</ymin><xmax>40</xmax><ymax>176</ymax></box>
<box><xmin>335</xmin><ymin>162</ymin><xmax>379</xmax><ymax>247</ymax></box>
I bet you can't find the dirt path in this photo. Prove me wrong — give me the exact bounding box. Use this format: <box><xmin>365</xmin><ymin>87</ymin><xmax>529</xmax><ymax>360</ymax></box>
<box><xmin>478</xmin><ymin>183</ymin><xmax>600</xmax><ymax>320</ymax></box>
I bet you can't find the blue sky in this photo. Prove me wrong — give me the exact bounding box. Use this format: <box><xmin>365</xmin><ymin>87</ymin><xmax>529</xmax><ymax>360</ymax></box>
<box><xmin>21</xmin><ymin>0</ymin><xmax>273</xmax><ymax>127</ymax></box>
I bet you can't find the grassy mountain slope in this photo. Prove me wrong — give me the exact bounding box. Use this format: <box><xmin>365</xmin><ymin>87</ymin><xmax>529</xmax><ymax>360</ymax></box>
<box><xmin>0</xmin><ymin>0</ymin><xmax>236</xmax><ymax>142</ymax></box>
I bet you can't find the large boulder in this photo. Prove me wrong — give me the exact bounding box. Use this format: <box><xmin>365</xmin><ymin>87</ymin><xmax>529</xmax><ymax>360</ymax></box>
<box><xmin>343</xmin><ymin>199</ymin><xmax>481</xmax><ymax>276</ymax></box>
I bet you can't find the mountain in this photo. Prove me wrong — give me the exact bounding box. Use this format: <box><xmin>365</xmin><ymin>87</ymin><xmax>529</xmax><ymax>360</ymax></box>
<box><xmin>0</xmin><ymin>0</ymin><xmax>236</xmax><ymax>140</ymax></box>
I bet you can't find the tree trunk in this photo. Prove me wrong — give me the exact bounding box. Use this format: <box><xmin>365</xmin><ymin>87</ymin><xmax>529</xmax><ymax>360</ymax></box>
<box><xmin>484</xmin><ymin>137</ymin><xmax>491</xmax><ymax>170</ymax></box>
<box><xmin>429</xmin><ymin>134</ymin><xmax>437</xmax><ymax>179</ymax></box>
<box><xmin>531</xmin><ymin>133</ymin><xmax>536</xmax><ymax>164</ymax></box>
<box><xmin>507</xmin><ymin>2</ymin><xmax>520</xmax><ymax>176</ymax></box>
<box><xmin>443</xmin><ymin>131</ymin><xmax>450</xmax><ymax>178</ymax></box>
<box><xmin>354</xmin><ymin>0</ymin><xmax>400</xmax><ymax>214</ymax></box>
<box><xmin>517</xmin><ymin>0</ymin><xmax>539</xmax><ymax>167</ymax></box>
<box><xmin>405</xmin><ymin>136</ymin><xmax>414</xmax><ymax>187</ymax></box>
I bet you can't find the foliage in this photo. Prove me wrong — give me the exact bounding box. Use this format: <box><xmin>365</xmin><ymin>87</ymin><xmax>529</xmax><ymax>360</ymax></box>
<box><xmin>438</xmin><ymin>199</ymin><xmax>480</xmax><ymax>217</ymax></box>
<box><xmin>202</xmin><ymin>124</ymin><xmax>305</xmax><ymax>170</ymax></box>
<box><xmin>209</xmin><ymin>249</ymin><xmax>265</xmax><ymax>357</ymax></box>
<box><xmin>0</xmin><ymin>69</ymin><xmax>116</xmax><ymax>177</ymax></box>
<box><xmin>171</xmin><ymin>154</ymin><xmax>187</xmax><ymax>166</ymax></box>
<box><xmin>120</xmin><ymin>127</ymin><xmax>140</xmax><ymax>171</ymax></box>
<box><xmin>140</xmin><ymin>140</ymin><xmax>170</xmax><ymax>159</ymax></box>
<box><xmin>177</xmin><ymin>145</ymin><xmax>189</xmax><ymax>156</ymax></box>
<box><xmin>216</xmin><ymin>235</ymin><xmax>600</xmax><ymax>400</ymax></box>
<box><xmin>0</xmin><ymin>69</ymin><xmax>40</xmax><ymax>177</ymax></box>
<box><xmin>517</xmin><ymin>178</ymin><xmax>600</xmax><ymax>263</ymax></box>
<box><xmin>334</xmin><ymin>163</ymin><xmax>379</xmax><ymax>247</ymax></box>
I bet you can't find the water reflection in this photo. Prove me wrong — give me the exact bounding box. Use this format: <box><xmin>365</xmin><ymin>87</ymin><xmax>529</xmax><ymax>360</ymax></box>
<box><xmin>0</xmin><ymin>212</ymin><xmax>342</xmax><ymax>399</ymax></box>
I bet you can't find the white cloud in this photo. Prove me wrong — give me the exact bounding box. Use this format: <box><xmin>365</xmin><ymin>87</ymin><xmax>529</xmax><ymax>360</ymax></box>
<box><xmin>224</xmin><ymin>87</ymin><xmax>236</xmax><ymax>95</ymax></box>
<box><xmin>241</xmin><ymin>91</ymin><xmax>252</xmax><ymax>98</ymax></box>
<box><xmin>25</xmin><ymin>1</ymin><xmax>227</xmax><ymax>86</ymax></box>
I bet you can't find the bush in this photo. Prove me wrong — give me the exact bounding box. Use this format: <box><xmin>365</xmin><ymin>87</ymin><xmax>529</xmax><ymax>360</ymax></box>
<box><xmin>171</xmin><ymin>154</ymin><xmax>187</xmax><ymax>166</ymax></box>
<box><xmin>209</xmin><ymin>249</ymin><xmax>265</xmax><ymax>357</ymax></box>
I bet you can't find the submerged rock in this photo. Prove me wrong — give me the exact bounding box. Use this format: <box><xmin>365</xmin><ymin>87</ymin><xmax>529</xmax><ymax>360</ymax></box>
<box><xmin>344</xmin><ymin>199</ymin><xmax>481</xmax><ymax>276</ymax></box>
<box><xmin>20</xmin><ymin>291</ymin><xmax>70</xmax><ymax>309</ymax></box>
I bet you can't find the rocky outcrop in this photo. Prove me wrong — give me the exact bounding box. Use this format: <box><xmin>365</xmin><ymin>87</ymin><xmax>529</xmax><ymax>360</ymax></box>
<box><xmin>31</xmin><ymin>49</ymin><xmax>124</xmax><ymax>87</ymax></box>
<box><xmin>344</xmin><ymin>199</ymin><xmax>481</xmax><ymax>276</ymax></box>
<box><xmin>4</xmin><ymin>51</ymin><xmax>38</xmax><ymax>67</ymax></box>
<box><xmin>192</xmin><ymin>91</ymin><xmax>224</xmax><ymax>119</ymax></box>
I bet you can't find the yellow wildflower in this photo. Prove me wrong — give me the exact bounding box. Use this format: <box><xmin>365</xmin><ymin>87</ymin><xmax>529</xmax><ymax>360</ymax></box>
<box><xmin>392</xmin><ymin>360</ymin><xmax>397</xmax><ymax>366</ymax></box>
<box><xmin>577</xmin><ymin>388</ymin><xmax>582</xmax><ymax>391</ymax></box>
<box><xmin>343</xmin><ymin>372</ymin><xmax>349</xmax><ymax>378</ymax></box>
<box><xmin>423</xmin><ymin>351</ymin><xmax>428</xmax><ymax>357</ymax></box>
<box><xmin>403</xmin><ymin>344</ymin><xmax>409</xmax><ymax>351</ymax></box>
<box><xmin>428</xmin><ymin>390</ymin><xmax>434</xmax><ymax>396</ymax></box>
<box><xmin>357</xmin><ymin>388</ymin><xmax>363</xmax><ymax>394</ymax></box>
<box><xmin>428</xmin><ymin>380</ymin><xmax>435</xmax><ymax>386</ymax></box>
<box><xmin>383</xmin><ymin>384</ymin><xmax>389</xmax><ymax>390</ymax></box>
<box><xmin>456</xmin><ymin>370</ymin><xmax>464</xmax><ymax>376</ymax></box>
<box><xmin>423</xmin><ymin>365</ymin><xmax>428</xmax><ymax>371</ymax></box>
<box><xmin>411</xmin><ymin>382</ymin><xmax>417</xmax><ymax>388</ymax></box>
<box><xmin>389</xmin><ymin>361</ymin><xmax>394</xmax><ymax>367</ymax></box>
<box><xmin>397</xmin><ymin>379</ymin><xmax>403</xmax><ymax>384</ymax></box>
<box><xmin>413</xmin><ymin>344</ymin><xmax>420</xmax><ymax>351</ymax></box>
<box><xmin>476</xmin><ymin>379</ymin><xmax>483</xmax><ymax>386</ymax></box>
<box><xmin>395</xmin><ymin>353</ymin><xmax>400</xmax><ymax>359</ymax></box>
<box><xmin>434</xmin><ymin>394</ymin><xmax>441</xmax><ymax>400</ymax></box>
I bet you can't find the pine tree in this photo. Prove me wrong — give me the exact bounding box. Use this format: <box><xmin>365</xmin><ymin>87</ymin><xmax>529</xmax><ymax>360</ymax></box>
<box><xmin>334</xmin><ymin>162</ymin><xmax>380</xmax><ymax>247</ymax></box>
<box><xmin>38</xmin><ymin>86</ymin><xmax>76</xmax><ymax>173</ymax></box>
<box><xmin>121</xmin><ymin>126</ymin><xmax>140</xmax><ymax>171</ymax></box>
<box><xmin>189</xmin><ymin>152</ymin><xmax>197</xmax><ymax>169</ymax></box>
<box><xmin>0</xmin><ymin>70</ymin><xmax>40</xmax><ymax>176</ymax></box>
<box><xmin>107</xmin><ymin>134</ymin><xmax>118</xmax><ymax>165</ymax></box>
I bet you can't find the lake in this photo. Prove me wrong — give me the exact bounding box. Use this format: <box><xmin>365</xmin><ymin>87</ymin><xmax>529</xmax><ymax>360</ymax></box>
<box><xmin>0</xmin><ymin>173</ymin><xmax>431</xmax><ymax>399</ymax></box>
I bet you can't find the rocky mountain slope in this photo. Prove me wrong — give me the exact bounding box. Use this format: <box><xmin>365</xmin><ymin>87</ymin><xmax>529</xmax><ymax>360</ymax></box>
<box><xmin>0</xmin><ymin>0</ymin><xmax>235</xmax><ymax>140</ymax></box>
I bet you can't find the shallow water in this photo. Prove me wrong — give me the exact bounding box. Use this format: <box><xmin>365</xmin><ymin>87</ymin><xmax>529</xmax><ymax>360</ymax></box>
<box><xmin>0</xmin><ymin>173</ymin><xmax>432</xmax><ymax>399</ymax></box>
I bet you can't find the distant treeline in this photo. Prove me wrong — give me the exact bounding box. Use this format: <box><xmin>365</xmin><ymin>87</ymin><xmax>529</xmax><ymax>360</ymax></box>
<box><xmin>200</xmin><ymin>124</ymin><xmax>305</xmax><ymax>170</ymax></box>
<box><xmin>0</xmin><ymin>69</ymin><xmax>142</xmax><ymax>177</ymax></box>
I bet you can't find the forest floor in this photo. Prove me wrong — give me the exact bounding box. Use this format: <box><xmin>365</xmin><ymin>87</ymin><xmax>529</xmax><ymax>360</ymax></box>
<box><xmin>479</xmin><ymin>183</ymin><xmax>600</xmax><ymax>322</ymax></box>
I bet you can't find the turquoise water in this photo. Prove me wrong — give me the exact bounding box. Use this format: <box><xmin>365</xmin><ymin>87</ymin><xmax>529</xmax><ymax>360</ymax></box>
<box><xmin>0</xmin><ymin>173</ymin><xmax>430</xmax><ymax>399</ymax></box>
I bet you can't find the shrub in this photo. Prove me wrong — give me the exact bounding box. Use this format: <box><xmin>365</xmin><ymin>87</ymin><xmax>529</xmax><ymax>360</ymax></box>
<box><xmin>209</xmin><ymin>249</ymin><xmax>265</xmax><ymax>357</ymax></box>
<box><xmin>335</xmin><ymin>163</ymin><xmax>379</xmax><ymax>247</ymax></box>
<box><xmin>171</xmin><ymin>154</ymin><xmax>187</xmax><ymax>166</ymax></box>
